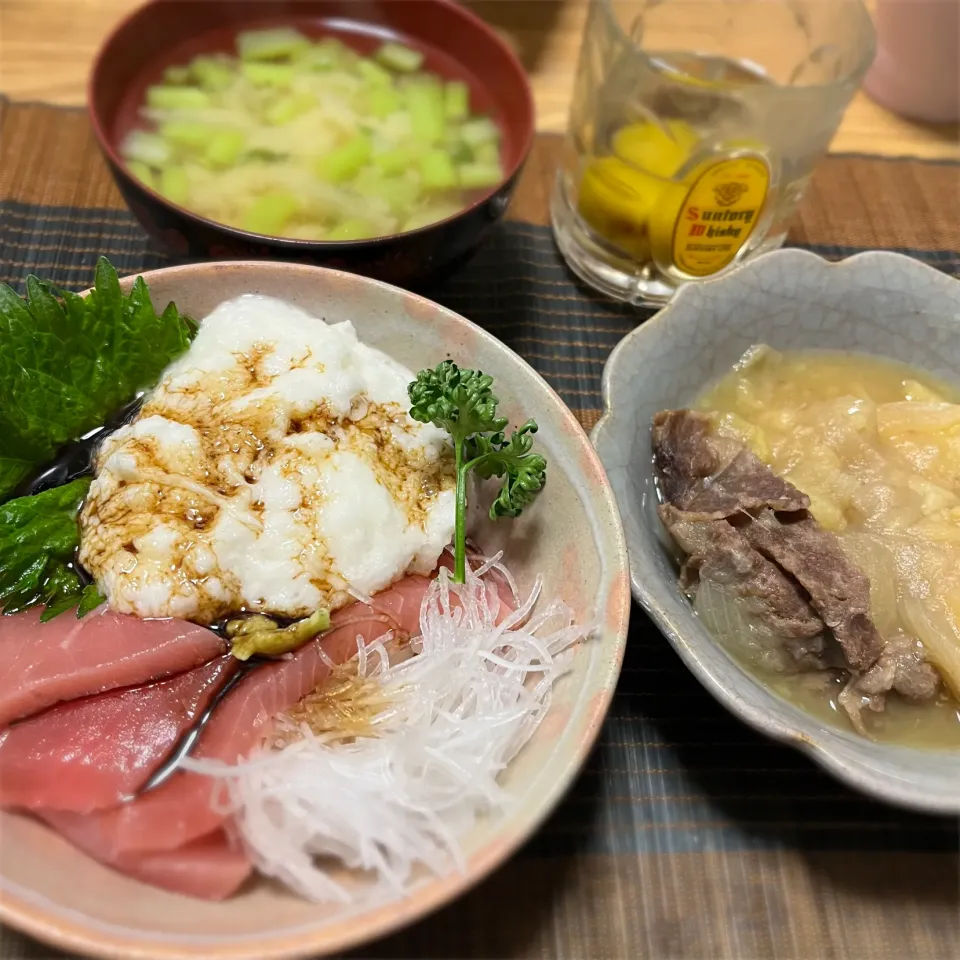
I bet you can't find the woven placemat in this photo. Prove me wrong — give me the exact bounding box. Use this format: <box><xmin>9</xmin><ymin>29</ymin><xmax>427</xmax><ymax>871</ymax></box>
<box><xmin>0</xmin><ymin>98</ymin><xmax>959</xmax><ymax>960</ymax></box>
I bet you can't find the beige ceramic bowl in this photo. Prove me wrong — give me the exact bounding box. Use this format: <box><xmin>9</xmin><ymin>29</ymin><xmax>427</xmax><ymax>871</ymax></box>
<box><xmin>0</xmin><ymin>262</ymin><xmax>630</xmax><ymax>959</ymax></box>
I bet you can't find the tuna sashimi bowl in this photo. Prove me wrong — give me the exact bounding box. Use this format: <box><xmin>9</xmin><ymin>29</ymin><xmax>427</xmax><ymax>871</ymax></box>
<box><xmin>0</xmin><ymin>259</ymin><xmax>627</xmax><ymax>956</ymax></box>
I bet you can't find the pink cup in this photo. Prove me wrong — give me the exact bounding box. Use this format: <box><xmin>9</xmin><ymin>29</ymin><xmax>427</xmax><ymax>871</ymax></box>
<box><xmin>864</xmin><ymin>0</ymin><xmax>960</xmax><ymax>123</ymax></box>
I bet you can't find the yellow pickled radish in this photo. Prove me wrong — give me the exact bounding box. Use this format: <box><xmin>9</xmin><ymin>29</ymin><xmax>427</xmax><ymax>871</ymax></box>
<box><xmin>641</xmin><ymin>122</ymin><xmax>714</xmax><ymax>267</ymax></box>
<box><xmin>612</xmin><ymin>119</ymin><xmax>698</xmax><ymax>178</ymax></box>
<box><xmin>647</xmin><ymin>177</ymin><xmax>690</xmax><ymax>266</ymax></box>
<box><xmin>577</xmin><ymin>156</ymin><xmax>667</xmax><ymax>259</ymax></box>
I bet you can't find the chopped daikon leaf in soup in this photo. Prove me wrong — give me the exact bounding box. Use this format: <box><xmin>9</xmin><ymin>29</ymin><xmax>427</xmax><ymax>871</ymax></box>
<box><xmin>120</xmin><ymin>29</ymin><xmax>504</xmax><ymax>240</ymax></box>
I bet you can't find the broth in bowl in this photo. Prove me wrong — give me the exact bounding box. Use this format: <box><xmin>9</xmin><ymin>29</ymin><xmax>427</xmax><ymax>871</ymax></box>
<box><xmin>119</xmin><ymin>26</ymin><xmax>504</xmax><ymax>240</ymax></box>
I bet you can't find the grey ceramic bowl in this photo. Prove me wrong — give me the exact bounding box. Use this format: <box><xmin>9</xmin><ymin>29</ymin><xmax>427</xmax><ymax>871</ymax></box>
<box><xmin>0</xmin><ymin>262</ymin><xmax>630</xmax><ymax>959</ymax></box>
<box><xmin>592</xmin><ymin>248</ymin><xmax>960</xmax><ymax>814</ymax></box>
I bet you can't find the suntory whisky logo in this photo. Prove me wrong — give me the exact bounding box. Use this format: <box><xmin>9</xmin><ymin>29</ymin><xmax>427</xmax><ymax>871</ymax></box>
<box><xmin>666</xmin><ymin>156</ymin><xmax>769</xmax><ymax>277</ymax></box>
<box><xmin>713</xmin><ymin>181</ymin><xmax>749</xmax><ymax>207</ymax></box>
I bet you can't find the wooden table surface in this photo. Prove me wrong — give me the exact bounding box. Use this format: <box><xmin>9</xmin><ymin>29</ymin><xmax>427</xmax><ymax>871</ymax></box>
<box><xmin>1</xmin><ymin>0</ymin><xmax>958</xmax><ymax>160</ymax></box>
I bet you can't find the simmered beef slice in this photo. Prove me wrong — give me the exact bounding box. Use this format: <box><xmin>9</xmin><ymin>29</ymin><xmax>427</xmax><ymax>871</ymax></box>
<box><xmin>685</xmin><ymin>448</ymin><xmax>811</xmax><ymax>518</ymax></box>
<box><xmin>652</xmin><ymin>410</ymin><xmax>810</xmax><ymax>518</ymax></box>
<box><xmin>889</xmin><ymin>641</ymin><xmax>941</xmax><ymax>702</ymax></box>
<box><xmin>659</xmin><ymin>504</ymin><xmax>828</xmax><ymax>671</ymax></box>
<box><xmin>866</xmin><ymin>637</ymin><xmax>939</xmax><ymax>702</ymax></box>
<box><xmin>839</xmin><ymin>636</ymin><xmax>940</xmax><ymax>735</ymax></box>
<box><xmin>653</xmin><ymin>410</ymin><xmax>725</xmax><ymax>503</ymax></box>
<box><xmin>652</xmin><ymin>407</ymin><xmax>945</xmax><ymax>729</ymax></box>
<box><xmin>738</xmin><ymin>509</ymin><xmax>885</xmax><ymax>672</ymax></box>
<box><xmin>853</xmin><ymin>636</ymin><xmax>938</xmax><ymax>699</ymax></box>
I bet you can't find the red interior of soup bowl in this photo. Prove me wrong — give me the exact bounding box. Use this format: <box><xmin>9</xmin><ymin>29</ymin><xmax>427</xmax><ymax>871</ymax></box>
<box><xmin>89</xmin><ymin>0</ymin><xmax>534</xmax><ymax>241</ymax></box>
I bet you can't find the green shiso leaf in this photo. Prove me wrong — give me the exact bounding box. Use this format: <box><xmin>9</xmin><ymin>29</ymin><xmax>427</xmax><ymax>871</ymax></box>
<box><xmin>0</xmin><ymin>257</ymin><xmax>195</xmax><ymax>501</ymax></box>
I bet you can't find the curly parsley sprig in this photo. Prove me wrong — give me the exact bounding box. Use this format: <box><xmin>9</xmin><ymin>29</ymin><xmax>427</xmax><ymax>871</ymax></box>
<box><xmin>408</xmin><ymin>361</ymin><xmax>547</xmax><ymax>582</ymax></box>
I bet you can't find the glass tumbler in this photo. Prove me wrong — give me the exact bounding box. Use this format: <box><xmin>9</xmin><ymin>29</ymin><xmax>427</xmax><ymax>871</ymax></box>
<box><xmin>551</xmin><ymin>0</ymin><xmax>875</xmax><ymax>306</ymax></box>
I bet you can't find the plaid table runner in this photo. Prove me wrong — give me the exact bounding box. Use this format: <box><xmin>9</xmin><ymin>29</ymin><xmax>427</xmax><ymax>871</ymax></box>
<box><xmin>0</xmin><ymin>97</ymin><xmax>958</xmax><ymax>960</ymax></box>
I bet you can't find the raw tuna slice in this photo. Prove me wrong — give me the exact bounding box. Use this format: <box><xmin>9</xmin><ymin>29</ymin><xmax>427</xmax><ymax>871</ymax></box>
<box><xmin>343</xmin><ymin>573</ymin><xmax>434</xmax><ymax>633</ymax></box>
<box><xmin>43</xmin><ymin>578</ymin><xmax>433</xmax><ymax>859</ymax></box>
<box><xmin>120</xmin><ymin>831</ymin><xmax>252</xmax><ymax>900</ymax></box>
<box><xmin>0</xmin><ymin>608</ymin><xmax>224</xmax><ymax>727</ymax></box>
<box><xmin>0</xmin><ymin>657</ymin><xmax>237</xmax><ymax>812</ymax></box>
<box><xmin>39</xmin><ymin>814</ymin><xmax>252</xmax><ymax>901</ymax></box>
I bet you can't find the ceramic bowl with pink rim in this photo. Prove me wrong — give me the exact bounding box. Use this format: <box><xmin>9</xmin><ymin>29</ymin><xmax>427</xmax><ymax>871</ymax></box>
<box><xmin>0</xmin><ymin>262</ymin><xmax>630</xmax><ymax>959</ymax></box>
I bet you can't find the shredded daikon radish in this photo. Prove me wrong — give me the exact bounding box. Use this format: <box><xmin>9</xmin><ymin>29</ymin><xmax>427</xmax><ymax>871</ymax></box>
<box><xmin>183</xmin><ymin>559</ymin><xmax>592</xmax><ymax>903</ymax></box>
